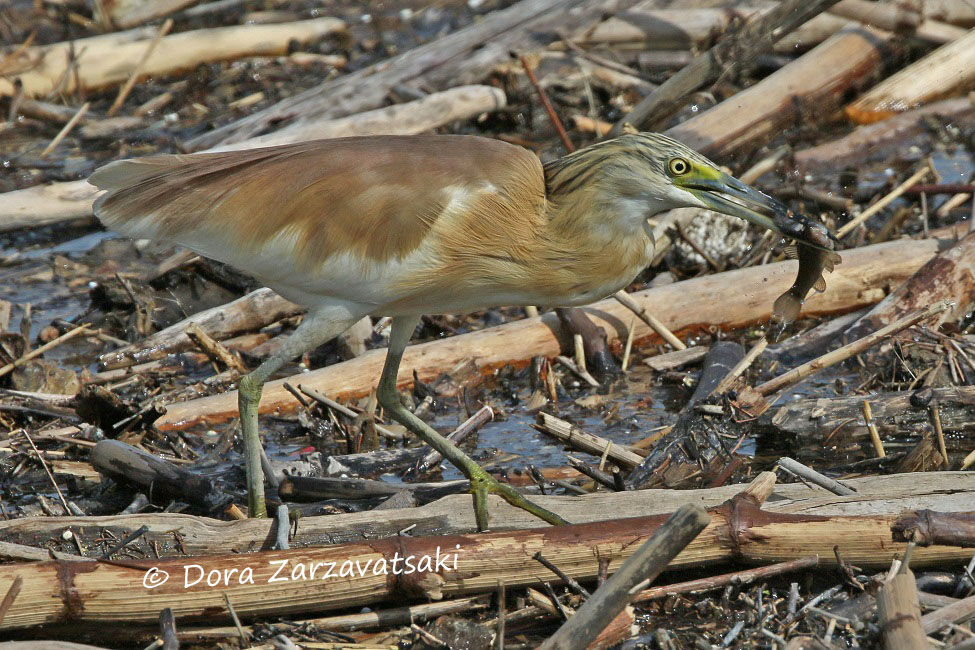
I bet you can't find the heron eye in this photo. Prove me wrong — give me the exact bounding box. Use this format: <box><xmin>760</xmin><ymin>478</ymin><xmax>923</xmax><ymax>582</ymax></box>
<box><xmin>669</xmin><ymin>158</ymin><xmax>690</xmax><ymax>175</ymax></box>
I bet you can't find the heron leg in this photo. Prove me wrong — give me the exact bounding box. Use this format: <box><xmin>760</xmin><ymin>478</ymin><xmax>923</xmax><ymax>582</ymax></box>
<box><xmin>238</xmin><ymin>305</ymin><xmax>361</xmax><ymax>518</ymax></box>
<box><xmin>377</xmin><ymin>316</ymin><xmax>569</xmax><ymax>531</ymax></box>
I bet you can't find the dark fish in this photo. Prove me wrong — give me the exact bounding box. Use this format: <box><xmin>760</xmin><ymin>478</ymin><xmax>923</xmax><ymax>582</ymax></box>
<box><xmin>772</xmin><ymin>221</ymin><xmax>842</xmax><ymax>325</ymax></box>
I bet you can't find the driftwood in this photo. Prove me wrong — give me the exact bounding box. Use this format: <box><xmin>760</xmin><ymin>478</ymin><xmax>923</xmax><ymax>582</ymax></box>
<box><xmin>759</xmin><ymin>386</ymin><xmax>975</xmax><ymax>440</ymax></box>
<box><xmin>0</xmin><ymin>480</ymin><xmax>972</xmax><ymax>631</ymax></box>
<box><xmin>920</xmin><ymin>0</ymin><xmax>975</xmax><ymax>26</ymax></box>
<box><xmin>667</xmin><ymin>26</ymin><xmax>890</xmax><ymax>159</ymax></box>
<box><xmin>0</xmin><ymin>472</ymin><xmax>970</xmax><ymax>556</ymax></box>
<box><xmin>539</xmin><ymin>504</ymin><xmax>710</xmax><ymax>650</ymax></box>
<box><xmin>184</xmin><ymin>0</ymin><xmax>646</xmax><ymax>150</ymax></box>
<box><xmin>0</xmin><ymin>18</ymin><xmax>346</xmax><ymax>98</ymax></box>
<box><xmin>846</xmin><ymin>230</ymin><xmax>975</xmax><ymax>340</ymax></box>
<box><xmin>893</xmin><ymin>511</ymin><xmax>975</xmax><ymax>548</ymax></box>
<box><xmin>794</xmin><ymin>96</ymin><xmax>975</xmax><ymax>172</ymax></box>
<box><xmin>277</xmin><ymin>476</ymin><xmax>469</xmax><ymax>504</ymax></box>
<box><xmin>90</xmin><ymin>440</ymin><xmax>231</xmax><ymax>511</ymax></box>
<box><xmin>877</xmin><ymin>568</ymin><xmax>928</xmax><ymax>650</ymax></box>
<box><xmin>625</xmin><ymin>341</ymin><xmax>745</xmax><ymax>489</ymax></box>
<box><xmin>213</xmin><ymin>85</ymin><xmax>507</xmax><ymax>152</ymax></box>
<box><xmin>95</xmin><ymin>0</ymin><xmax>199</xmax><ymax>28</ymax></box>
<box><xmin>99</xmin><ymin>288</ymin><xmax>302</xmax><ymax>369</ymax></box>
<box><xmin>150</xmin><ymin>237</ymin><xmax>946</xmax><ymax>430</ymax></box>
<box><xmin>614</xmin><ymin>0</ymin><xmax>847</xmax><ymax>134</ymax></box>
<box><xmin>845</xmin><ymin>27</ymin><xmax>975</xmax><ymax>124</ymax></box>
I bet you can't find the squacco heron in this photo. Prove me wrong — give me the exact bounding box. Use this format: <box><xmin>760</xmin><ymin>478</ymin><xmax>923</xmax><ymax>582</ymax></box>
<box><xmin>90</xmin><ymin>132</ymin><xmax>816</xmax><ymax>529</ymax></box>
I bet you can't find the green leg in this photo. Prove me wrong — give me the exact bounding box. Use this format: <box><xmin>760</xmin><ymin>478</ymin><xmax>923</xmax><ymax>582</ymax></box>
<box><xmin>237</xmin><ymin>306</ymin><xmax>359</xmax><ymax>518</ymax></box>
<box><xmin>378</xmin><ymin>316</ymin><xmax>569</xmax><ymax>531</ymax></box>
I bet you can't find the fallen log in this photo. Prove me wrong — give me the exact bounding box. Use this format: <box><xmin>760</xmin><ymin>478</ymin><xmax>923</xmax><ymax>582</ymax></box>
<box><xmin>184</xmin><ymin>0</ymin><xmax>643</xmax><ymax>150</ymax></box>
<box><xmin>794</xmin><ymin>96</ymin><xmax>975</xmax><ymax>173</ymax></box>
<box><xmin>99</xmin><ymin>288</ymin><xmax>302</xmax><ymax>369</ymax></box>
<box><xmin>212</xmin><ymin>85</ymin><xmax>507</xmax><ymax>152</ymax></box>
<box><xmin>667</xmin><ymin>26</ymin><xmax>891</xmax><ymax>159</ymax></box>
<box><xmin>845</xmin><ymin>230</ymin><xmax>975</xmax><ymax>340</ymax></box>
<box><xmin>0</xmin><ymin>485</ymin><xmax>970</xmax><ymax>631</ymax></box>
<box><xmin>0</xmin><ymin>84</ymin><xmax>510</xmax><ymax>233</ymax></box>
<box><xmin>845</xmin><ymin>27</ymin><xmax>975</xmax><ymax>124</ymax></box>
<box><xmin>0</xmin><ymin>18</ymin><xmax>346</xmax><ymax>98</ymax></box>
<box><xmin>150</xmin><ymin>237</ymin><xmax>946</xmax><ymax>430</ymax></box>
<box><xmin>758</xmin><ymin>386</ymin><xmax>975</xmax><ymax>440</ymax></box>
<box><xmin>0</xmin><ymin>472</ymin><xmax>970</xmax><ymax>556</ymax></box>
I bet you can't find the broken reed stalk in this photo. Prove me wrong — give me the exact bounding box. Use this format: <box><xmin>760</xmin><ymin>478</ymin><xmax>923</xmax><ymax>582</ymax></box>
<box><xmin>519</xmin><ymin>53</ymin><xmax>574</xmax><ymax>152</ymax></box>
<box><xmin>298</xmin><ymin>384</ymin><xmax>403</xmax><ymax>441</ymax></box>
<box><xmin>755</xmin><ymin>300</ymin><xmax>951</xmax><ymax>397</ymax></box>
<box><xmin>711</xmin><ymin>337</ymin><xmax>767</xmax><ymax>396</ymax></box>
<box><xmin>185</xmin><ymin>322</ymin><xmax>248</xmax><ymax>373</ymax></box>
<box><xmin>877</xmin><ymin>565</ymin><xmax>928</xmax><ymax>649</ymax></box>
<box><xmin>538</xmin><ymin>504</ymin><xmax>711</xmax><ymax>650</ymax></box>
<box><xmin>837</xmin><ymin>165</ymin><xmax>930</xmax><ymax>238</ymax></box>
<box><xmin>0</xmin><ymin>323</ymin><xmax>90</xmax><ymax>378</ymax></box>
<box><xmin>415</xmin><ymin>405</ymin><xmax>493</xmax><ymax>473</ymax></box>
<box><xmin>107</xmin><ymin>18</ymin><xmax>173</xmax><ymax>116</ymax></box>
<box><xmin>39</xmin><ymin>101</ymin><xmax>89</xmax><ymax>157</ymax></box>
<box><xmin>19</xmin><ymin>429</ymin><xmax>71</xmax><ymax>514</ymax></box>
<box><xmin>612</xmin><ymin>0</ymin><xmax>845</xmax><ymax>134</ymax></box>
<box><xmin>614</xmin><ymin>290</ymin><xmax>685</xmax><ymax>350</ymax></box>
<box><xmin>861</xmin><ymin>400</ymin><xmax>886</xmax><ymax>458</ymax></box>
<box><xmin>633</xmin><ymin>555</ymin><xmax>819</xmax><ymax>602</ymax></box>
<box><xmin>929</xmin><ymin>404</ymin><xmax>949</xmax><ymax>465</ymax></box>
<box><xmin>535</xmin><ymin>413</ymin><xmax>643</xmax><ymax>467</ymax></box>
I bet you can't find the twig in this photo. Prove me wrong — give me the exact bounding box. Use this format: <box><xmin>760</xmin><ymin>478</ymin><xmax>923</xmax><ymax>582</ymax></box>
<box><xmin>101</xmin><ymin>524</ymin><xmax>149</xmax><ymax>558</ymax></box>
<box><xmin>534</xmin><ymin>551</ymin><xmax>592</xmax><ymax>598</ymax></box>
<box><xmin>861</xmin><ymin>400</ymin><xmax>886</xmax><ymax>458</ymax></box>
<box><xmin>633</xmin><ymin>555</ymin><xmax>819</xmax><ymax>602</ymax></box>
<box><xmin>613</xmin><ymin>290</ymin><xmax>685</xmax><ymax>350</ymax></box>
<box><xmin>776</xmin><ymin>457</ymin><xmax>855</xmax><ymax>496</ymax></box>
<box><xmin>620</xmin><ymin>318</ymin><xmax>636</xmax><ymax>372</ymax></box>
<box><xmin>538</xmin><ymin>504</ymin><xmax>710</xmax><ymax>650</ymax></box>
<box><xmin>837</xmin><ymin>165</ymin><xmax>931</xmax><ymax>238</ymax></box>
<box><xmin>554</xmin><ymin>355</ymin><xmax>600</xmax><ymax>388</ymax></box>
<box><xmin>21</xmin><ymin>429</ymin><xmax>70</xmax><ymax>513</ymax></box>
<box><xmin>929</xmin><ymin>404</ymin><xmax>949</xmax><ymax>466</ymax></box>
<box><xmin>108</xmin><ymin>18</ymin><xmax>174</xmax><ymax>116</ymax></box>
<box><xmin>298</xmin><ymin>384</ymin><xmax>403</xmax><ymax>440</ymax></box>
<box><xmin>185</xmin><ymin>322</ymin><xmax>248</xmax><ymax>373</ymax></box>
<box><xmin>535</xmin><ymin>413</ymin><xmax>643</xmax><ymax>467</ymax></box>
<box><xmin>39</xmin><ymin>101</ymin><xmax>89</xmax><ymax>157</ymax></box>
<box><xmin>519</xmin><ymin>54</ymin><xmax>574</xmax><ymax>152</ymax></box>
<box><xmin>0</xmin><ymin>323</ymin><xmax>90</xmax><ymax>378</ymax></box>
<box><xmin>223</xmin><ymin>593</ymin><xmax>248</xmax><ymax>646</ymax></box>
<box><xmin>413</xmin><ymin>405</ymin><xmax>493</xmax><ymax>474</ymax></box>
<box><xmin>755</xmin><ymin>301</ymin><xmax>951</xmax><ymax>396</ymax></box>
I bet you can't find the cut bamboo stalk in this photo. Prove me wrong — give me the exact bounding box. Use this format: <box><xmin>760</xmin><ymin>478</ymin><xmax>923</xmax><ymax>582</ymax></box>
<box><xmin>152</xmin><ymin>237</ymin><xmax>944</xmax><ymax>430</ymax></box>
<box><xmin>845</xmin><ymin>27</ymin><xmax>975</xmax><ymax>124</ymax></box>
<box><xmin>0</xmin><ymin>18</ymin><xmax>347</xmax><ymax>98</ymax></box>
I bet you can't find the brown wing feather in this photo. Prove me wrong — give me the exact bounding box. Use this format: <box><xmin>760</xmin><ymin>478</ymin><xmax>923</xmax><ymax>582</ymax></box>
<box><xmin>90</xmin><ymin>135</ymin><xmax>543</xmax><ymax>271</ymax></box>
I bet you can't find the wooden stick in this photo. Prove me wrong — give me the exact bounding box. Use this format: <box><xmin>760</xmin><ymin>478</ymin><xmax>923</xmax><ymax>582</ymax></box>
<box><xmin>535</xmin><ymin>413</ymin><xmax>644</xmax><ymax>467</ymax></box>
<box><xmin>776</xmin><ymin>457</ymin><xmax>855</xmax><ymax>496</ymax></box>
<box><xmin>20</xmin><ymin>430</ymin><xmax>71</xmax><ymax>513</ymax></box>
<box><xmin>185</xmin><ymin>322</ymin><xmax>248</xmax><ymax>373</ymax></box>
<box><xmin>837</xmin><ymin>165</ymin><xmax>931</xmax><ymax>237</ymax></box>
<box><xmin>0</xmin><ymin>323</ymin><xmax>90</xmax><ymax>379</ymax></box>
<box><xmin>519</xmin><ymin>53</ymin><xmax>574</xmax><ymax>152</ymax></box>
<box><xmin>861</xmin><ymin>400</ymin><xmax>886</xmax><ymax>458</ymax></box>
<box><xmin>930</xmin><ymin>404</ymin><xmax>949</xmax><ymax>465</ymax></box>
<box><xmin>921</xmin><ymin>593</ymin><xmax>975</xmax><ymax>634</ymax></box>
<box><xmin>39</xmin><ymin>102</ymin><xmax>89</xmax><ymax>157</ymax></box>
<box><xmin>711</xmin><ymin>338</ymin><xmax>767</xmax><ymax>396</ymax></box>
<box><xmin>755</xmin><ymin>300</ymin><xmax>951</xmax><ymax>396</ymax></box>
<box><xmin>614</xmin><ymin>290</ymin><xmax>685</xmax><ymax>350</ymax></box>
<box><xmin>633</xmin><ymin>555</ymin><xmax>819</xmax><ymax>602</ymax></box>
<box><xmin>107</xmin><ymin>19</ymin><xmax>173</xmax><ymax>116</ymax></box>
<box><xmin>538</xmin><ymin>504</ymin><xmax>710</xmax><ymax>650</ymax></box>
